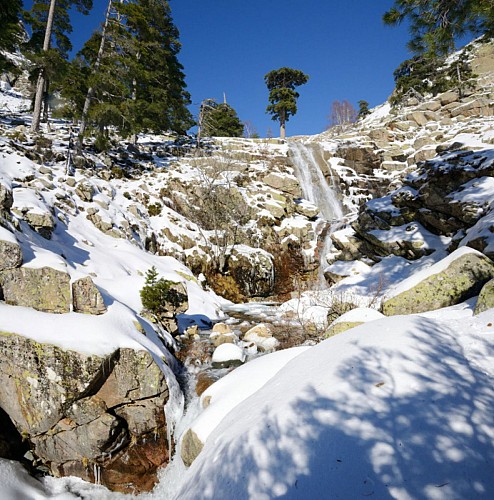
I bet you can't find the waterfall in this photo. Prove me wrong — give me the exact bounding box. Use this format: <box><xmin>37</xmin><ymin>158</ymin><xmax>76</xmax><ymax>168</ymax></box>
<box><xmin>289</xmin><ymin>142</ymin><xmax>344</xmax><ymax>286</ymax></box>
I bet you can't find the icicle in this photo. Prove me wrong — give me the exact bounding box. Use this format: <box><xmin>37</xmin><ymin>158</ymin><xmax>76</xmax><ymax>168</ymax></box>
<box><xmin>93</xmin><ymin>464</ymin><xmax>101</xmax><ymax>485</ymax></box>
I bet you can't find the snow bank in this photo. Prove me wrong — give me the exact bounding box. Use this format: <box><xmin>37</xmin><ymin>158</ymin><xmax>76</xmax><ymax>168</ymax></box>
<box><xmin>177</xmin><ymin>310</ymin><xmax>494</xmax><ymax>499</ymax></box>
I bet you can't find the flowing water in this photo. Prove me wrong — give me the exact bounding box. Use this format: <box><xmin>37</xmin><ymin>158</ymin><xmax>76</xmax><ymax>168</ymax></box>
<box><xmin>289</xmin><ymin>142</ymin><xmax>344</xmax><ymax>286</ymax></box>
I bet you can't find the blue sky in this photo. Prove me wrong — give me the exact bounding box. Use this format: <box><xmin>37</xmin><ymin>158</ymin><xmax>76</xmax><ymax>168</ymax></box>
<box><xmin>27</xmin><ymin>0</ymin><xmax>416</xmax><ymax>137</ymax></box>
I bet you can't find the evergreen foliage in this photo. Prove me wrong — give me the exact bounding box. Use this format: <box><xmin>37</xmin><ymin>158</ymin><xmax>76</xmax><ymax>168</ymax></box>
<box><xmin>64</xmin><ymin>0</ymin><xmax>193</xmax><ymax>139</ymax></box>
<box><xmin>390</xmin><ymin>48</ymin><xmax>476</xmax><ymax>105</ymax></box>
<box><xmin>140</xmin><ymin>266</ymin><xmax>186</xmax><ymax>319</ymax></box>
<box><xmin>264</xmin><ymin>67</ymin><xmax>309</xmax><ymax>139</ymax></box>
<box><xmin>23</xmin><ymin>0</ymin><xmax>94</xmax><ymax>131</ymax></box>
<box><xmin>357</xmin><ymin>100</ymin><xmax>370</xmax><ymax>119</ymax></box>
<box><xmin>383</xmin><ymin>0</ymin><xmax>494</xmax><ymax>57</ymax></box>
<box><xmin>0</xmin><ymin>0</ymin><xmax>23</xmax><ymax>73</ymax></box>
<box><xmin>199</xmin><ymin>99</ymin><xmax>243</xmax><ymax>137</ymax></box>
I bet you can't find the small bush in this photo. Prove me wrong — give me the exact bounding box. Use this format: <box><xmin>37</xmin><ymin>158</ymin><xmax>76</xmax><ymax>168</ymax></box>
<box><xmin>208</xmin><ymin>273</ymin><xmax>245</xmax><ymax>303</ymax></box>
<box><xmin>140</xmin><ymin>266</ymin><xmax>187</xmax><ymax>319</ymax></box>
<box><xmin>148</xmin><ymin>202</ymin><xmax>162</xmax><ymax>217</ymax></box>
<box><xmin>111</xmin><ymin>166</ymin><xmax>124</xmax><ymax>179</ymax></box>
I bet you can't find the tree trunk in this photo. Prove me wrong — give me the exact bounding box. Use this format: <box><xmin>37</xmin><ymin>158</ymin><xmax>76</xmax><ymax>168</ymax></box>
<box><xmin>78</xmin><ymin>0</ymin><xmax>113</xmax><ymax>150</ymax></box>
<box><xmin>31</xmin><ymin>0</ymin><xmax>57</xmax><ymax>133</ymax></box>
<box><xmin>280</xmin><ymin>110</ymin><xmax>286</xmax><ymax>140</ymax></box>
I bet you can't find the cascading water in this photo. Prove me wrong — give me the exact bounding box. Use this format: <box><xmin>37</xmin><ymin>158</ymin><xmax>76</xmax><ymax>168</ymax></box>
<box><xmin>289</xmin><ymin>142</ymin><xmax>344</xmax><ymax>286</ymax></box>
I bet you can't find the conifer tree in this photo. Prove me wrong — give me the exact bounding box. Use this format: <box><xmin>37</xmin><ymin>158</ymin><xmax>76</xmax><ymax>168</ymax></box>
<box><xmin>72</xmin><ymin>0</ymin><xmax>192</xmax><ymax>143</ymax></box>
<box><xmin>24</xmin><ymin>0</ymin><xmax>93</xmax><ymax>132</ymax></box>
<box><xmin>0</xmin><ymin>0</ymin><xmax>23</xmax><ymax>73</ymax></box>
<box><xmin>383</xmin><ymin>0</ymin><xmax>494</xmax><ymax>57</ymax></box>
<box><xmin>198</xmin><ymin>99</ymin><xmax>243</xmax><ymax>138</ymax></box>
<box><xmin>357</xmin><ymin>100</ymin><xmax>370</xmax><ymax>119</ymax></box>
<box><xmin>265</xmin><ymin>67</ymin><xmax>309</xmax><ymax>139</ymax></box>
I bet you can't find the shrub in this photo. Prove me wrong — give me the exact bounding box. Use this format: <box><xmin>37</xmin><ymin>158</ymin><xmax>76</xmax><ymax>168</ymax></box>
<box><xmin>140</xmin><ymin>266</ymin><xmax>187</xmax><ymax>320</ymax></box>
<box><xmin>207</xmin><ymin>272</ymin><xmax>245</xmax><ymax>303</ymax></box>
<box><xmin>148</xmin><ymin>202</ymin><xmax>162</xmax><ymax>217</ymax></box>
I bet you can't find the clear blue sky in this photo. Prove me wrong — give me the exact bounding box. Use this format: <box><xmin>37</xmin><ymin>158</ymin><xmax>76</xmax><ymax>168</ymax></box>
<box><xmin>26</xmin><ymin>0</ymin><xmax>416</xmax><ymax>137</ymax></box>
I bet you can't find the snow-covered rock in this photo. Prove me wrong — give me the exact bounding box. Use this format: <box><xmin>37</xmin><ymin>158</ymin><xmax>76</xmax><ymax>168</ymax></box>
<box><xmin>383</xmin><ymin>247</ymin><xmax>494</xmax><ymax>315</ymax></box>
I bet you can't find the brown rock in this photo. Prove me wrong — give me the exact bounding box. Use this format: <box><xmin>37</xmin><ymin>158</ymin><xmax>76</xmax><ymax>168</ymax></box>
<box><xmin>72</xmin><ymin>276</ymin><xmax>107</xmax><ymax>315</ymax></box>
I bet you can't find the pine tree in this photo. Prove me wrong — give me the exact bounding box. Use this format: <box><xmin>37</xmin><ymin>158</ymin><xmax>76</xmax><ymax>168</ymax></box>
<box><xmin>24</xmin><ymin>0</ymin><xmax>93</xmax><ymax>132</ymax></box>
<box><xmin>71</xmin><ymin>0</ymin><xmax>192</xmax><ymax>144</ymax></box>
<box><xmin>198</xmin><ymin>99</ymin><xmax>243</xmax><ymax>138</ymax></box>
<box><xmin>357</xmin><ymin>100</ymin><xmax>370</xmax><ymax>119</ymax></box>
<box><xmin>265</xmin><ymin>67</ymin><xmax>309</xmax><ymax>139</ymax></box>
<box><xmin>0</xmin><ymin>0</ymin><xmax>23</xmax><ymax>73</ymax></box>
<box><xmin>383</xmin><ymin>0</ymin><xmax>494</xmax><ymax>57</ymax></box>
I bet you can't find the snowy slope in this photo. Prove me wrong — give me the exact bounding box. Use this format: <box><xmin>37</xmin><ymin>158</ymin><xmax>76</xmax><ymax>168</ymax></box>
<box><xmin>177</xmin><ymin>308</ymin><xmax>494</xmax><ymax>499</ymax></box>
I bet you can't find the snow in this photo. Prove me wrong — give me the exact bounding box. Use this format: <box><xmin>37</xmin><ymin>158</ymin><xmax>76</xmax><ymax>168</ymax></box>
<box><xmin>211</xmin><ymin>343</ymin><xmax>246</xmax><ymax>364</ymax></box>
<box><xmin>330</xmin><ymin>306</ymin><xmax>385</xmax><ymax>325</ymax></box>
<box><xmin>386</xmin><ymin>246</ymin><xmax>485</xmax><ymax>298</ymax></box>
<box><xmin>176</xmin><ymin>310</ymin><xmax>494</xmax><ymax>499</ymax></box>
<box><xmin>188</xmin><ymin>346</ymin><xmax>310</xmax><ymax>444</ymax></box>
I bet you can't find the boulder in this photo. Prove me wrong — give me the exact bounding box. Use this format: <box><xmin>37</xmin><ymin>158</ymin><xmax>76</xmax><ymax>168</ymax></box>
<box><xmin>449</xmin><ymin>99</ymin><xmax>493</xmax><ymax>118</ymax></box>
<box><xmin>439</xmin><ymin>90</ymin><xmax>459</xmax><ymax>106</ymax></box>
<box><xmin>0</xmin><ymin>181</ymin><xmax>13</xmax><ymax>211</ymax></box>
<box><xmin>211</xmin><ymin>322</ymin><xmax>233</xmax><ymax>335</ymax></box>
<box><xmin>0</xmin><ymin>333</ymin><xmax>171</xmax><ymax>493</ymax></box>
<box><xmin>211</xmin><ymin>343</ymin><xmax>245</xmax><ymax>369</ymax></box>
<box><xmin>213</xmin><ymin>333</ymin><xmax>237</xmax><ymax>347</ymax></box>
<box><xmin>0</xmin><ymin>266</ymin><xmax>71</xmax><ymax>313</ymax></box>
<box><xmin>406</xmin><ymin>112</ymin><xmax>428</xmax><ymax>127</ymax></box>
<box><xmin>243</xmin><ymin>324</ymin><xmax>279</xmax><ymax>352</ymax></box>
<box><xmin>325</xmin><ymin>307</ymin><xmax>385</xmax><ymax>338</ymax></box>
<box><xmin>227</xmin><ymin>247</ymin><xmax>274</xmax><ymax>297</ymax></box>
<box><xmin>75</xmin><ymin>181</ymin><xmax>94</xmax><ymax>202</ymax></box>
<box><xmin>0</xmin><ymin>228</ymin><xmax>22</xmax><ymax>271</ymax></box>
<box><xmin>474</xmin><ymin>278</ymin><xmax>494</xmax><ymax>315</ymax></box>
<box><xmin>382</xmin><ymin>248</ymin><xmax>494</xmax><ymax>316</ymax></box>
<box><xmin>72</xmin><ymin>276</ymin><xmax>107</xmax><ymax>315</ymax></box>
<box><xmin>181</xmin><ymin>428</ymin><xmax>204</xmax><ymax>468</ymax></box>
<box><xmin>262</xmin><ymin>172</ymin><xmax>301</xmax><ymax>197</ymax></box>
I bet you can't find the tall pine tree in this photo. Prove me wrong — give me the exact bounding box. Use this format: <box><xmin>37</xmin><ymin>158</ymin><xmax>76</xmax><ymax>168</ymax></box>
<box><xmin>265</xmin><ymin>67</ymin><xmax>309</xmax><ymax>139</ymax></box>
<box><xmin>383</xmin><ymin>0</ymin><xmax>494</xmax><ymax>57</ymax></box>
<box><xmin>0</xmin><ymin>0</ymin><xmax>23</xmax><ymax>73</ymax></box>
<box><xmin>71</xmin><ymin>0</ymin><xmax>192</xmax><ymax>144</ymax></box>
<box><xmin>24</xmin><ymin>0</ymin><xmax>93</xmax><ymax>132</ymax></box>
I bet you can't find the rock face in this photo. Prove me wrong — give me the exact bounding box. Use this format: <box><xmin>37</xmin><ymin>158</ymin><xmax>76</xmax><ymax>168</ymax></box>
<box><xmin>227</xmin><ymin>248</ymin><xmax>274</xmax><ymax>297</ymax></box>
<box><xmin>0</xmin><ymin>237</ymin><xmax>22</xmax><ymax>271</ymax></box>
<box><xmin>382</xmin><ymin>248</ymin><xmax>494</xmax><ymax>316</ymax></box>
<box><xmin>474</xmin><ymin>278</ymin><xmax>494</xmax><ymax>315</ymax></box>
<box><xmin>0</xmin><ymin>333</ymin><xmax>170</xmax><ymax>494</ymax></box>
<box><xmin>0</xmin><ymin>267</ymin><xmax>71</xmax><ymax>313</ymax></box>
<box><xmin>72</xmin><ymin>276</ymin><xmax>107</xmax><ymax>315</ymax></box>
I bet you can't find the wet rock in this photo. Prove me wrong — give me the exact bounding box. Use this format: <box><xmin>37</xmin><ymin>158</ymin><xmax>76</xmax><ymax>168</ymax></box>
<box><xmin>227</xmin><ymin>247</ymin><xmax>274</xmax><ymax>297</ymax></box>
<box><xmin>0</xmin><ymin>334</ymin><xmax>171</xmax><ymax>493</ymax></box>
<box><xmin>195</xmin><ymin>370</ymin><xmax>226</xmax><ymax>397</ymax></box>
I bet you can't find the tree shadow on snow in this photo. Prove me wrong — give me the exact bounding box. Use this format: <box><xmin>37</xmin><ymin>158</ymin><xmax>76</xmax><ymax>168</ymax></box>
<box><xmin>182</xmin><ymin>317</ymin><xmax>494</xmax><ymax>499</ymax></box>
